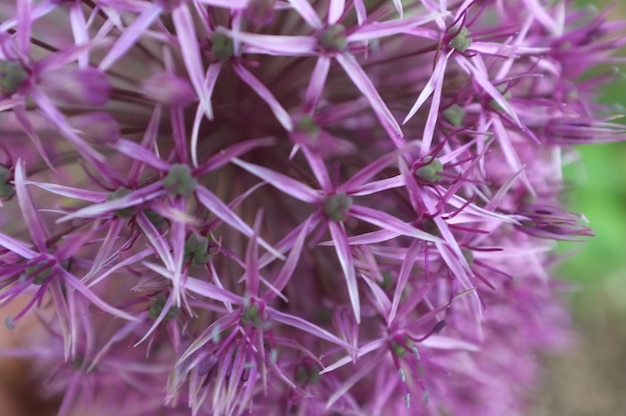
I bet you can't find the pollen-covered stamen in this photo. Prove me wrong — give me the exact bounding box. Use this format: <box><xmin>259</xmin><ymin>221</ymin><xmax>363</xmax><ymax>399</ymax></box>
<box><xmin>319</xmin><ymin>24</ymin><xmax>348</xmax><ymax>52</ymax></box>
<box><xmin>149</xmin><ymin>293</ymin><xmax>180</xmax><ymax>321</ymax></box>
<box><xmin>183</xmin><ymin>234</ymin><xmax>211</xmax><ymax>268</ymax></box>
<box><xmin>323</xmin><ymin>192</ymin><xmax>353</xmax><ymax>222</ymax></box>
<box><xmin>448</xmin><ymin>26</ymin><xmax>473</xmax><ymax>52</ymax></box>
<box><xmin>209</xmin><ymin>31</ymin><xmax>235</xmax><ymax>63</ymax></box>
<box><xmin>163</xmin><ymin>164</ymin><xmax>196</xmax><ymax>197</ymax></box>
<box><xmin>107</xmin><ymin>187</ymin><xmax>136</xmax><ymax>218</ymax></box>
<box><xmin>0</xmin><ymin>60</ymin><xmax>29</xmax><ymax>95</ymax></box>
<box><xmin>414</xmin><ymin>156</ymin><xmax>444</xmax><ymax>183</ymax></box>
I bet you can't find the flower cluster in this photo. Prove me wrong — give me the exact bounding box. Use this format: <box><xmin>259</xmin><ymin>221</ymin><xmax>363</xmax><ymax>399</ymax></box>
<box><xmin>0</xmin><ymin>1</ymin><xmax>623</xmax><ymax>415</ymax></box>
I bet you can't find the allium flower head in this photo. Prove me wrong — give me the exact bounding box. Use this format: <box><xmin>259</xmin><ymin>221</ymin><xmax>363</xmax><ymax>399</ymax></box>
<box><xmin>0</xmin><ymin>0</ymin><xmax>624</xmax><ymax>415</ymax></box>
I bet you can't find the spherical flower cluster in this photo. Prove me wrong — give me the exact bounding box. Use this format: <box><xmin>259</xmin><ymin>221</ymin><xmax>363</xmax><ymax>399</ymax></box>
<box><xmin>0</xmin><ymin>1</ymin><xmax>623</xmax><ymax>415</ymax></box>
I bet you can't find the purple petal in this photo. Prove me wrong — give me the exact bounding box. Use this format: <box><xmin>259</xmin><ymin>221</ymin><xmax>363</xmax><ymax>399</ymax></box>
<box><xmin>172</xmin><ymin>5</ymin><xmax>214</xmax><ymax>120</ymax></box>
<box><xmin>328</xmin><ymin>221</ymin><xmax>360</xmax><ymax>323</ymax></box>
<box><xmin>59</xmin><ymin>269</ymin><xmax>140</xmax><ymax>322</ymax></box>
<box><xmin>350</xmin><ymin>205</ymin><xmax>442</xmax><ymax>243</ymax></box>
<box><xmin>328</xmin><ymin>0</ymin><xmax>346</xmax><ymax>24</ymax></box>
<box><xmin>305</xmin><ymin>56</ymin><xmax>331</xmax><ymax>111</ymax></box>
<box><xmin>219</xmin><ymin>28</ymin><xmax>316</xmax><ymax>56</ymax></box>
<box><xmin>234</xmin><ymin>63</ymin><xmax>293</xmax><ymax>131</ymax></box>
<box><xmin>113</xmin><ymin>139</ymin><xmax>170</xmax><ymax>171</ymax></box>
<box><xmin>195</xmin><ymin>185</ymin><xmax>284</xmax><ymax>260</ymax></box>
<box><xmin>287</xmin><ymin>0</ymin><xmax>322</xmax><ymax>28</ymax></box>
<box><xmin>231</xmin><ymin>158</ymin><xmax>319</xmax><ymax>203</ymax></box>
<box><xmin>335</xmin><ymin>54</ymin><xmax>404</xmax><ymax>147</ymax></box>
<box><xmin>267</xmin><ymin>308</ymin><xmax>351</xmax><ymax>349</ymax></box>
<box><xmin>14</xmin><ymin>161</ymin><xmax>49</xmax><ymax>252</ymax></box>
<box><xmin>348</xmin><ymin>13</ymin><xmax>443</xmax><ymax>42</ymax></box>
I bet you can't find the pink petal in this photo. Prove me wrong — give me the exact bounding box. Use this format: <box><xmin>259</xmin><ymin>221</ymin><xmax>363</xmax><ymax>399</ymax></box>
<box><xmin>196</xmin><ymin>137</ymin><xmax>276</xmax><ymax>177</ymax></box>
<box><xmin>113</xmin><ymin>139</ymin><xmax>170</xmax><ymax>171</ymax></box>
<box><xmin>287</xmin><ymin>0</ymin><xmax>322</xmax><ymax>28</ymax></box>
<box><xmin>14</xmin><ymin>161</ymin><xmax>49</xmax><ymax>252</ymax></box>
<box><xmin>99</xmin><ymin>3</ymin><xmax>162</xmax><ymax>71</ymax></box>
<box><xmin>234</xmin><ymin>63</ymin><xmax>293</xmax><ymax>131</ymax></box>
<box><xmin>335</xmin><ymin>54</ymin><xmax>404</xmax><ymax>147</ymax></box>
<box><xmin>172</xmin><ymin>5</ymin><xmax>214</xmax><ymax>120</ymax></box>
<box><xmin>0</xmin><ymin>234</ymin><xmax>37</xmax><ymax>259</ymax></box>
<box><xmin>348</xmin><ymin>13</ymin><xmax>443</xmax><ymax>42</ymax></box>
<box><xmin>195</xmin><ymin>185</ymin><xmax>284</xmax><ymax>260</ymax></box>
<box><xmin>350</xmin><ymin>205</ymin><xmax>442</xmax><ymax>243</ymax></box>
<box><xmin>59</xmin><ymin>268</ymin><xmax>140</xmax><ymax>322</ymax></box>
<box><xmin>231</xmin><ymin>158</ymin><xmax>319</xmax><ymax>203</ymax></box>
<box><xmin>328</xmin><ymin>0</ymin><xmax>346</xmax><ymax>24</ymax></box>
<box><xmin>403</xmin><ymin>50</ymin><xmax>452</xmax><ymax>125</ymax></box>
<box><xmin>57</xmin><ymin>182</ymin><xmax>164</xmax><ymax>223</ymax></box>
<box><xmin>219</xmin><ymin>28</ymin><xmax>316</xmax><ymax>56</ymax></box>
<box><xmin>265</xmin><ymin>216</ymin><xmax>312</xmax><ymax>300</ymax></box>
<box><xmin>268</xmin><ymin>308</ymin><xmax>351</xmax><ymax>349</ymax></box>
<box><xmin>305</xmin><ymin>56</ymin><xmax>331</xmax><ymax>112</ymax></box>
<box><xmin>328</xmin><ymin>221</ymin><xmax>360</xmax><ymax>323</ymax></box>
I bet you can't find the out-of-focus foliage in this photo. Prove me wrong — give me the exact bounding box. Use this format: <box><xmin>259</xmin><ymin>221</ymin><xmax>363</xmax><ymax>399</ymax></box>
<box><xmin>558</xmin><ymin>1</ymin><xmax>626</xmax><ymax>284</ymax></box>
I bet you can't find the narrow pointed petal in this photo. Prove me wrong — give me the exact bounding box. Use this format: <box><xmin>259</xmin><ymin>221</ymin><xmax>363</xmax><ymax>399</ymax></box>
<box><xmin>350</xmin><ymin>205</ymin><xmax>442</xmax><ymax>243</ymax></box>
<box><xmin>287</xmin><ymin>0</ymin><xmax>322</xmax><ymax>28</ymax></box>
<box><xmin>336</xmin><ymin>54</ymin><xmax>404</xmax><ymax>147</ymax></box>
<box><xmin>99</xmin><ymin>3</ymin><xmax>163</xmax><ymax>71</ymax></box>
<box><xmin>328</xmin><ymin>221</ymin><xmax>360</xmax><ymax>323</ymax></box>
<box><xmin>172</xmin><ymin>5</ymin><xmax>214</xmax><ymax>120</ymax></box>
<box><xmin>230</xmin><ymin>158</ymin><xmax>319</xmax><ymax>203</ymax></box>
<box><xmin>14</xmin><ymin>161</ymin><xmax>49</xmax><ymax>252</ymax></box>
<box><xmin>268</xmin><ymin>308</ymin><xmax>351</xmax><ymax>349</ymax></box>
<box><xmin>234</xmin><ymin>64</ymin><xmax>293</xmax><ymax>131</ymax></box>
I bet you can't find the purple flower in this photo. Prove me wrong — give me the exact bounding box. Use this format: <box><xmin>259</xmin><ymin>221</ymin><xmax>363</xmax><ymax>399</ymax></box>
<box><xmin>0</xmin><ymin>1</ymin><xmax>622</xmax><ymax>415</ymax></box>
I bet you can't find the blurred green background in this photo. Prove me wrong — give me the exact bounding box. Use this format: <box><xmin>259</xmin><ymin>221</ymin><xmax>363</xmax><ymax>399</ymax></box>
<box><xmin>556</xmin><ymin>0</ymin><xmax>626</xmax><ymax>294</ymax></box>
<box><xmin>532</xmin><ymin>1</ymin><xmax>626</xmax><ymax>415</ymax></box>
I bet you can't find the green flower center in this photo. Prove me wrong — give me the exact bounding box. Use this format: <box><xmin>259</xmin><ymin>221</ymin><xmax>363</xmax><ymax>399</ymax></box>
<box><xmin>414</xmin><ymin>156</ymin><xmax>444</xmax><ymax>183</ymax></box>
<box><xmin>163</xmin><ymin>164</ymin><xmax>196</xmax><ymax>197</ymax></box>
<box><xmin>448</xmin><ymin>27</ymin><xmax>472</xmax><ymax>52</ymax></box>
<box><xmin>0</xmin><ymin>166</ymin><xmax>14</xmax><ymax>200</ymax></box>
<box><xmin>107</xmin><ymin>187</ymin><xmax>136</xmax><ymax>218</ymax></box>
<box><xmin>391</xmin><ymin>338</ymin><xmax>414</xmax><ymax>358</ymax></box>
<box><xmin>183</xmin><ymin>234</ymin><xmax>211</xmax><ymax>268</ymax></box>
<box><xmin>241</xmin><ymin>303</ymin><xmax>264</xmax><ymax>327</ymax></box>
<box><xmin>442</xmin><ymin>104</ymin><xmax>466</xmax><ymax>127</ymax></box>
<box><xmin>210</xmin><ymin>32</ymin><xmax>235</xmax><ymax>63</ymax></box>
<box><xmin>323</xmin><ymin>192</ymin><xmax>353</xmax><ymax>222</ymax></box>
<box><xmin>0</xmin><ymin>60</ymin><xmax>28</xmax><ymax>94</ymax></box>
<box><xmin>319</xmin><ymin>24</ymin><xmax>348</xmax><ymax>52</ymax></box>
<box><xmin>295</xmin><ymin>363</ymin><xmax>322</xmax><ymax>385</ymax></box>
<box><xmin>149</xmin><ymin>293</ymin><xmax>180</xmax><ymax>321</ymax></box>
<box><xmin>296</xmin><ymin>115</ymin><xmax>320</xmax><ymax>136</ymax></box>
